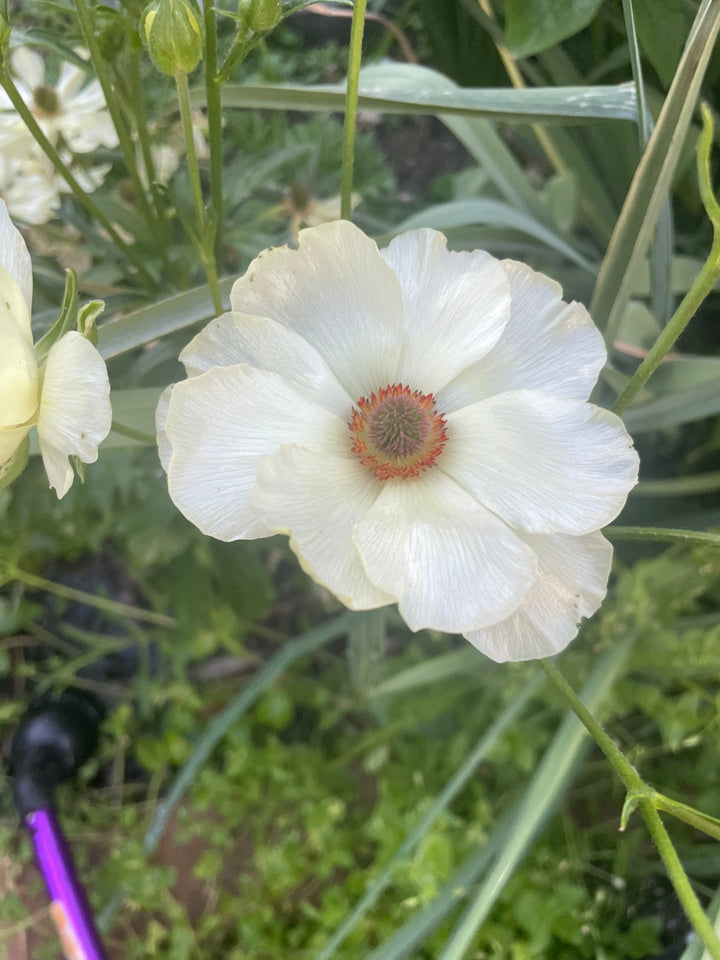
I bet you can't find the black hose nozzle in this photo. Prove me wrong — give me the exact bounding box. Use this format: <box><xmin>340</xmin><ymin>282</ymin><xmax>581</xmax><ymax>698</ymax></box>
<box><xmin>11</xmin><ymin>689</ymin><xmax>105</xmax><ymax>818</ymax></box>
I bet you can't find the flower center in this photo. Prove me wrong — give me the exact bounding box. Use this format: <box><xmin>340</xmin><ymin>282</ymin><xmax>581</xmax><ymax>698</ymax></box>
<box><xmin>33</xmin><ymin>85</ymin><xmax>60</xmax><ymax>118</ymax></box>
<box><xmin>349</xmin><ymin>384</ymin><xmax>448</xmax><ymax>480</ymax></box>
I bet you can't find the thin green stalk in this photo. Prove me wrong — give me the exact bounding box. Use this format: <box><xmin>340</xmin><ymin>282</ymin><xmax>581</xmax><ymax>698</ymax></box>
<box><xmin>540</xmin><ymin>659</ymin><xmax>644</xmax><ymax>791</ymax></box>
<box><xmin>175</xmin><ymin>69</ymin><xmax>222</xmax><ymax>314</ymax></box>
<box><xmin>613</xmin><ymin>103</ymin><xmax>720</xmax><ymax>416</ymax></box>
<box><xmin>605</xmin><ymin>526</ymin><xmax>720</xmax><ymax>548</ymax></box>
<box><xmin>341</xmin><ymin>0</ymin><xmax>367</xmax><ymax>220</ymax></box>
<box><xmin>633</xmin><ymin>472</ymin><xmax>720</xmax><ymax>497</ymax></box>
<box><xmin>612</xmin><ymin>255</ymin><xmax>720</xmax><ymax>415</ymax></box>
<box><xmin>73</xmin><ymin>0</ymin><xmax>162</xmax><ymax>246</ymax></box>
<box><xmin>4</xmin><ymin>565</ymin><xmax>175</xmax><ymax>628</ymax></box>
<box><xmin>176</xmin><ymin>70</ymin><xmax>205</xmax><ymax>230</ymax></box>
<box><xmin>127</xmin><ymin>46</ymin><xmax>170</xmax><ymax>240</ymax></box>
<box><xmin>541</xmin><ymin>658</ymin><xmax>720</xmax><ymax>960</ymax></box>
<box><xmin>640</xmin><ymin>801</ymin><xmax>720</xmax><ymax>960</ymax></box>
<box><xmin>0</xmin><ymin>69</ymin><xmax>154</xmax><ymax>286</ymax></box>
<box><xmin>110</xmin><ymin>420</ymin><xmax>155</xmax><ymax>445</ymax></box>
<box><xmin>203</xmin><ymin>0</ymin><xmax>223</xmax><ymax>252</ymax></box>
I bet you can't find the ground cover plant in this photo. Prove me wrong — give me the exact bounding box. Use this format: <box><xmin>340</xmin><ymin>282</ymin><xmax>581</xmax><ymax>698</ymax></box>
<box><xmin>1</xmin><ymin>0</ymin><xmax>720</xmax><ymax>958</ymax></box>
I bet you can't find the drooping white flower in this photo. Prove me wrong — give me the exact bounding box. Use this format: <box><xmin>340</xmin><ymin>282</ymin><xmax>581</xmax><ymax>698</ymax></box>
<box><xmin>0</xmin><ymin>200</ymin><xmax>112</xmax><ymax>497</ymax></box>
<box><xmin>157</xmin><ymin>221</ymin><xmax>639</xmax><ymax>662</ymax></box>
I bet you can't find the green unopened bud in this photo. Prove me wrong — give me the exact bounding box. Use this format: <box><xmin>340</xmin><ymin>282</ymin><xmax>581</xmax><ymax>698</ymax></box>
<box><xmin>141</xmin><ymin>0</ymin><xmax>204</xmax><ymax>76</ymax></box>
<box><xmin>237</xmin><ymin>0</ymin><xmax>283</xmax><ymax>34</ymax></box>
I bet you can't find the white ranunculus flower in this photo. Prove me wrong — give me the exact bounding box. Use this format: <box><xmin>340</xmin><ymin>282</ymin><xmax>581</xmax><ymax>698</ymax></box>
<box><xmin>0</xmin><ymin>200</ymin><xmax>112</xmax><ymax>497</ymax></box>
<box><xmin>158</xmin><ymin>221</ymin><xmax>639</xmax><ymax>662</ymax></box>
<box><xmin>0</xmin><ymin>48</ymin><xmax>118</xmax><ymax>156</ymax></box>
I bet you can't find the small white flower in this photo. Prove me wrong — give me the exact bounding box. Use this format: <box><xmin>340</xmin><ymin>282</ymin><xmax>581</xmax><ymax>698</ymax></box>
<box><xmin>158</xmin><ymin>221</ymin><xmax>639</xmax><ymax>662</ymax></box>
<box><xmin>0</xmin><ymin>201</ymin><xmax>112</xmax><ymax>497</ymax></box>
<box><xmin>0</xmin><ymin>48</ymin><xmax>118</xmax><ymax>156</ymax></box>
<box><xmin>0</xmin><ymin>153</ymin><xmax>62</xmax><ymax>225</ymax></box>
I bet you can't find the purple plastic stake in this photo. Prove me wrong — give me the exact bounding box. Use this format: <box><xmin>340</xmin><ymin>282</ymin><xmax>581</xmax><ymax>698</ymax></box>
<box><xmin>25</xmin><ymin>809</ymin><xmax>110</xmax><ymax>960</ymax></box>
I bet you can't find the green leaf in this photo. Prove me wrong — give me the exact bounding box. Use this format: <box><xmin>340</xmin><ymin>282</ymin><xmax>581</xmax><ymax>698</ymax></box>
<box><xmin>633</xmin><ymin>0</ymin><xmax>689</xmax><ymax>87</ymax></box>
<box><xmin>33</xmin><ymin>268</ymin><xmax>77</xmax><ymax>363</ymax></box>
<box><xmin>392</xmin><ymin>199</ymin><xmax>595</xmax><ymax>271</ymax></box>
<box><xmin>504</xmin><ymin>0</ymin><xmax>603</xmax><ymax>58</ymax></box>
<box><xmin>590</xmin><ymin>0</ymin><xmax>720</xmax><ymax>341</ymax></box>
<box><xmin>96</xmin><ymin>280</ymin><xmax>232</xmax><ymax>359</ymax></box>
<box><xmin>215</xmin><ymin>62</ymin><xmax>640</xmax><ymax>124</ymax></box>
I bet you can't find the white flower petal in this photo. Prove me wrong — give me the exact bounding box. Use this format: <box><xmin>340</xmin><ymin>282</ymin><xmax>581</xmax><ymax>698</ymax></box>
<box><xmin>179</xmin><ymin>312</ymin><xmax>351</xmax><ymax>416</ymax></box>
<box><xmin>156</xmin><ymin>385</ymin><xmax>173</xmax><ymax>472</ymax></box>
<box><xmin>252</xmin><ymin>445</ymin><xmax>393</xmax><ymax>609</ymax></box>
<box><xmin>56</xmin><ymin>61</ymin><xmax>87</xmax><ymax>101</ymax></box>
<box><xmin>11</xmin><ymin>48</ymin><xmax>45</xmax><ymax>92</ymax></box>
<box><xmin>37</xmin><ymin>332</ymin><xmax>112</xmax><ymax>498</ymax></box>
<box><xmin>0</xmin><ymin>423</ymin><xmax>30</xmax><ymax>466</ymax></box>
<box><xmin>0</xmin><ymin>199</ymin><xmax>32</xmax><ymax>310</ymax></box>
<box><xmin>381</xmin><ymin>229</ymin><xmax>511</xmax><ymax>393</ymax></box>
<box><xmin>0</xmin><ymin>264</ymin><xmax>37</xmax><ymax>427</ymax></box>
<box><xmin>465</xmin><ymin>531</ymin><xmax>612</xmax><ymax>662</ymax></box>
<box><xmin>354</xmin><ymin>469</ymin><xmax>537</xmax><ymax>633</ymax></box>
<box><xmin>229</xmin><ymin>220</ymin><xmax>405</xmax><ymax>400</ymax></box>
<box><xmin>438</xmin><ymin>260</ymin><xmax>606</xmax><ymax>412</ymax></box>
<box><xmin>162</xmin><ymin>364</ymin><xmax>348</xmax><ymax>541</ymax></box>
<box><xmin>443</xmin><ymin>390</ymin><xmax>639</xmax><ymax>535</ymax></box>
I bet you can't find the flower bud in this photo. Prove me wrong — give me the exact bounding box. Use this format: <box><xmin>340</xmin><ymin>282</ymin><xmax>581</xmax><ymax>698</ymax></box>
<box><xmin>236</xmin><ymin>0</ymin><xmax>283</xmax><ymax>35</ymax></box>
<box><xmin>141</xmin><ymin>0</ymin><xmax>204</xmax><ymax>76</ymax></box>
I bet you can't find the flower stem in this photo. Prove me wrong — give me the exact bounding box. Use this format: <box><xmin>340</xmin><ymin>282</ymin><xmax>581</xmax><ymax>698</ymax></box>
<box><xmin>612</xmin><ymin>103</ymin><xmax>720</xmax><ymax>417</ymax></box>
<box><xmin>174</xmin><ymin>70</ymin><xmax>222</xmax><ymax>314</ymax></box>
<box><xmin>341</xmin><ymin>0</ymin><xmax>366</xmax><ymax>220</ymax></box>
<box><xmin>203</xmin><ymin>0</ymin><xmax>223</xmax><ymax>254</ymax></box>
<box><xmin>540</xmin><ymin>658</ymin><xmax>720</xmax><ymax>960</ymax></box>
<box><xmin>175</xmin><ymin>70</ymin><xmax>204</xmax><ymax>230</ymax></box>
<box><xmin>604</xmin><ymin>525</ymin><xmax>720</xmax><ymax>547</ymax></box>
<box><xmin>110</xmin><ymin>420</ymin><xmax>155</xmax><ymax>445</ymax></box>
<box><xmin>127</xmin><ymin>46</ymin><xmax>171</xmax><ymax>242</ymax></box>
<box><xmin>0</xmin><ymin>67</ymin><xmax>154</xmax><ymax>287</ymax></box>
<box><xmin>73</xmin><ymin>0</ymin><xmax>162</xmax><ymax>247</ymax></box>
<box><xmin>4</xmin><ymin>565</ymin><xmax>174</xmax><ymax>628</ymax></box>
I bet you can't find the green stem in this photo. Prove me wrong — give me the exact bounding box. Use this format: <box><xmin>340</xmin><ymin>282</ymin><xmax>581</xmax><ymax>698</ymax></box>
<box><xmin>613</xmin><ymin>103</ymin><xmax>720</xmax><ymax>417</ymax></box>
<box><xmin>605</xmin><ymin>526</ymin><xmax>720</xmax><ymax>547</ymax></box>
<box><xmin>640</xmin><ymin>801</ymin><xmax>720</xmax><ymax>960</ymax></box>
<box><xmin>127</xmin><ymin>45</ymin><xmax>170</xmax><ymax>241</ymax></box>
<box><xmin>341</xmin><ymin>0</ymin><xmax>367</xmax><ymax>220</ymax></box>
<box><xmin>203</xmin><ymin>0</ymin><xmax>223</xmax><ymax>254</ymax></box>
<box><xmin>73</xmin><ymin>0</ymin><xmax>162</xmax><ymax>246</ymax></box>
<box><xmin>633</xmin><ymin>472</ymin><xmax>720</xmax><ymax>497</ymax></box>
<box><xmin>541</xmin><ymin>658</ymin><xmax>720</xmax><ymax>960</ymax></box>
<box><xmin>110</xmin><ymin>420</ymin><xmax>155</xmax><ymax>445</ymax></box>
<box><xmin>175</xmin><ymin>70</ymin><xmax>222</xmax><ymax>314</ymax></box>
<box><xmin>540</xmin><ymin>659</ymin><xmax>643</xmax><ymax>790</ymax></box>
<box><xmin>5</xmin><ymin>565</ymin><xmax>174</xmax><ymax>628</ymax></box>
<box><xmin>612</xmin><ymin>248</ymin><xmax>720</xmax><ymax>416</ymax></box>
<box><xmin>175</xmin><ymin>70</ymin><xmax>205</xmax><ymax>230</ymax></box>
<box><xmin>0</xmin><ymin>68</ymin><xmax>154</xmax><ymax>286</ymax></box>
<box><xmin>216</xmin><ymin>33</ymin><xmax>260</xmax><ymax>85</ymax></box>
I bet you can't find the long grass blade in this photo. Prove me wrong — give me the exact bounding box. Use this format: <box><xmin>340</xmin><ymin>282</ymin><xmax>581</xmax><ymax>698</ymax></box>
<box><xmin>589</xmin><ymin>0</ymin><xmax>720</xmax><ymax>341</ymax></box>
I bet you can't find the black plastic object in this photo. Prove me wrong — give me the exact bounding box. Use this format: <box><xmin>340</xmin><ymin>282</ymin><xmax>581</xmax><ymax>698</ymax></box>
<box><xmin>11</xmin><ymin>689</ymin><xmax>105</xmax><ymax>818</ymax></box>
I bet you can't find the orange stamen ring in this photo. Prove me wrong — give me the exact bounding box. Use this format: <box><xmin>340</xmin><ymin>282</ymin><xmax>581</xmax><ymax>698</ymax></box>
<box><xmin>349</xmin><ymin>384</ymin><xmax>448</xmax><ymax>480</ymax></box>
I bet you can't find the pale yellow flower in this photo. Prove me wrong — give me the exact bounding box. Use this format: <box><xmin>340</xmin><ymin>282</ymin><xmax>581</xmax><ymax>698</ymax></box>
<box><xmin>0</xmin><ymin>201</ymin><xmax>111</xmax><ymax>497</ymax></box>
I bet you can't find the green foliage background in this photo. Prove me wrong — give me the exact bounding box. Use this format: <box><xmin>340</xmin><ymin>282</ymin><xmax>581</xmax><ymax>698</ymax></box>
<box><xmin>2</xmin><ymin>0</ymin><xmax>720</xmax><ymax>958</ymax></box>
